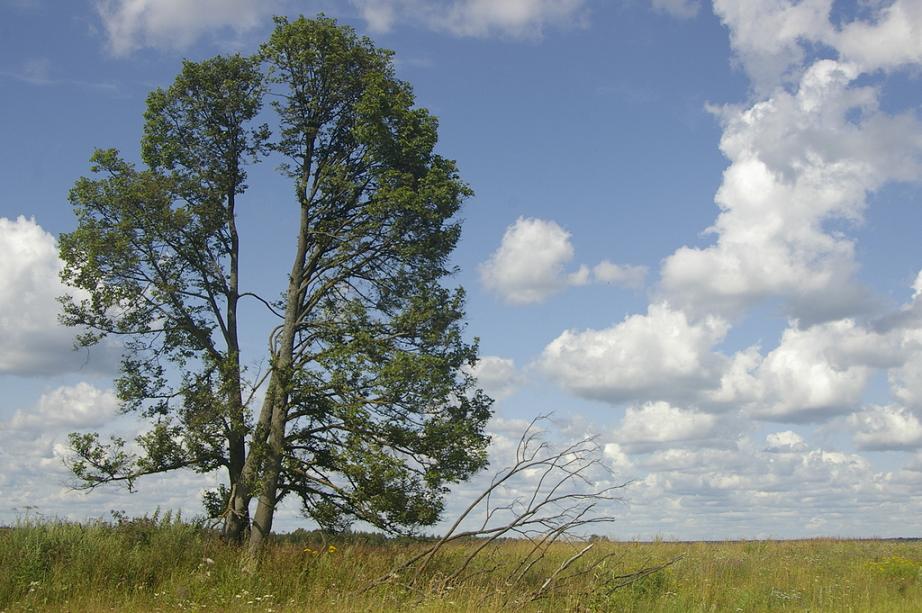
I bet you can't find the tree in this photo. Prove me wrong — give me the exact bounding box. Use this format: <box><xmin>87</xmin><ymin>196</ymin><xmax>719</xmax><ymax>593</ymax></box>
<box><xmin>60</xmin><ymin>15</ymin><xmax>492</xmax><ymax>551</ymax></box>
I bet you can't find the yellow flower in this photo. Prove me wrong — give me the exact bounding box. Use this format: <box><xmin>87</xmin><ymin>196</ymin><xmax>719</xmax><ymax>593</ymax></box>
<box><xmin>303</xmin><ymin>547</ymin><xmax>316</xmax><ymax>555</ymax></box>
<box><xmin>327</xmin><ymin>545</ymin><xmax>337</xmax><ymax>554</ymax></box>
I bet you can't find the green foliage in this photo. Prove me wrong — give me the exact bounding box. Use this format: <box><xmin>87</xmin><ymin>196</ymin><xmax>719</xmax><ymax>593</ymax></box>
<box><xmin>142</xmin><ymin>53</ymin><xmax>270</xmax><ymax>194</ymax></box>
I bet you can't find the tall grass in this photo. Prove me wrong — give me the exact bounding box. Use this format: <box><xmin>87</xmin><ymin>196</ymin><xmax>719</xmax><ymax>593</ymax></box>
<box><xmin>2</xmin><ymin>517</ymin><xmax>922</xmax><ymax>611</ymax></box>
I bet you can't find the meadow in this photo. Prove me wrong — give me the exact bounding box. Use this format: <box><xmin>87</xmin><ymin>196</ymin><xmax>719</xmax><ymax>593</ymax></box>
<box><xmin>2</xmin><ymin>514</ymin><xmax>922</xmax><ymax>612</ymax></box>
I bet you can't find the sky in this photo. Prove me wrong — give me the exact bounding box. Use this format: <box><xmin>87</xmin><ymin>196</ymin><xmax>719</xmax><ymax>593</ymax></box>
<box><xmin>2</xmin><ymin>0</ymin><xmax>922</xmax><ymax>540</ymax></box>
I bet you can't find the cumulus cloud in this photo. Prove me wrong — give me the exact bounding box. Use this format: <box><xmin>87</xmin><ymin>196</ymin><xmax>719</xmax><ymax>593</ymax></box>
<box><xmin>700</xmin><ymin>276</ymin><xmax>922</xmax><ymax>424</ymax></box>
<box><xmin>613</xmin><ymin>402</ymin><xmax>720</xmax><ymax>451</ymax></box>
<box><xmin>714</xmin><ymin>319</ymin><xmax>894</xmax><ymax>422</ymax></box>
<box><xmin>540</xmin><ymin>256</ymin><xmax>922</xmax><ymax>426</ymax></box>
<box><xmin>887</xmin><ymin>307</ymin><xmax>922</xmax><ymax>410</ymax></box>
<box><xmin>713</xmin><ymin>0</ymin><xmax>922</xmax><ymax>92</ymax></box>
<box><xmin>891</xmin><ymin>356</ymin><xmax>922</xmax><ymax>410</ymax></box>
<box><xmin>712</xmin><ymin>0</ymin><xmax>834</xmax><ymax>91</ymax></box>
<box><xmin>352</xmin><ymin>0</ymin><xmax>588</xmax><ymax>38</ymax></box>
<box><xmin>603</xmin><ymin>442</ymin><xmax>632</xmax><ymax>468</ymax></box>
<box><xmin>849</xmin><ymin>405</ymin><xmax>922</xmax><ymax>451</ymax></box>
<box><xmin>763</xmin><ymin>430</ymin><xmax>808</xmax><ymax>453</ymax></box>
<box><xmin>480</xmin><ymin>217</ymin><xmax>582</xmax><ymax>304</ymax></box>
<box><xmin>660</xmin><ymin>59</ymin><xmax>922</xmax><ymax>323</ymax></box>
<box><xmin>539</xmin><ymin>302</ymin><xmax>729</xmax><ymax>403</ymax></box>
<box><xmin>751</xmin><ymin>322</ymin><xmax>876</xmax><ymax>421</ymax></box>
<box><xmin>592</xmin><ymin>260</ymin><xmax>647</xmax><ymax>288</ymax></box>
<box><xmin>0</xmin><ymin>383</ymin><xmax>223</xmax><ymax>524</ymax></box>
<box><xmin>481</xmin><ymin>218</ymin><xmax>648</xmax><ymax>303</ymax></box>
<box><xmin>95</xmin><ymin>0</ymin><xmax>278</xmax><ymax>55</ymax></box>
<box><xmin>0</xmin><ymin>428</ymin><xmax>218</xmax><ymax>524</ymax></box>
<box><xmin>480</xmin><ymin>217</ymin><xmax>649</xmax><ymax>304</ymax></box>
<box><xmin>613</xmin><ymin>433</ymin><xmax>916</xmax><ymax>540</ymax></box>
<box><xmin>542</xmin><ymin>270</ymin><xmax>922</xmax><ymax>420</ymax></box>
<box><xmin>0</xmin><ymin>216</ymin><xmax>117</xmax><ymax>376</ymax></box>
<box><xmin>463</xmin><ymin>355</ymin><xmax>524</xmax><ymax>401</ymax></box>
<box><xmin>7</xmin><ymin>383</ymin><xmax>119</xmax><ymax>432</ymax></box>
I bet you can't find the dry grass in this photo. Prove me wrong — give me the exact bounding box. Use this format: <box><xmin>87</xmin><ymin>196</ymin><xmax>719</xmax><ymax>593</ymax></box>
<box><xmin>2</xmin><ymin>516</ymin><xmax>922</xmax><ymax>612</ymax></box>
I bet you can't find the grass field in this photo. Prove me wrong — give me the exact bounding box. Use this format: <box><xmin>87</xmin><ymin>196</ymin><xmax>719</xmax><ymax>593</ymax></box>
<box><xmin>2</xmin><ymin>514</ymin><xmax>922</xmax><ymax>612</ymax></box>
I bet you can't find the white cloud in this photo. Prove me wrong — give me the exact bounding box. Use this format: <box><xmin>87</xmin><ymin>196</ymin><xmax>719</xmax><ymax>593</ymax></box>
<box><xmin>539</xmin><ymin>302</ymin><xmax>728</xmax><ymax>403</ymax></box>
<box><xmin>0</xmin><ymin>383</ymin><xmax>221</xmax><ymax>525</ymax></box>
<box><xmin>712</xmin><ymin>0</ymin><xmax>834</xmax><ymax>92</ymax></box>
<box><xmin>701</xmin><ymin>278</ymin><xmax>922</xmax><ymax>423</ymax></box>
<box><xmin>95</xmin><ymin>0</ymin><xmax>277</xmax><ymax>55</ymax></box>
<box><xmin>722</xmin><ymin>320</ymin><xmax>887</xmax><ymax>422</ymax></box>
<box><xmin>714</xmin><ymin>0</ymin><xmax>922</xmax><ymax>92</ymax></box>
<box><xmin>479</xmin><ymin>217</ymin><xmax>584</xmax><ymax>304</ymax></box>
<box><xmin>352</xmin><ymin>0</ymin><xmax>588</xmax><ymax>38</ymax></box>
<box><xmin>603</xmin><ymin>442</ymin><xmax>632</xmax><ymax>468</ymax></box>
<box><xmin>754</xmin><ymin>321</ymin><xmax>879</xmax><ymax>419</ymax></box>
<box><xmin>763</xmin><ymin>430</ymin><xmax>807</xmax><ymax>453</ymax></box>
<box><xmin>660</xmin><ymin>60</ymin><xmax>922</xmax><ymax>323</ymax></box>
<box><xmin>464</xmin><ymin>355</ymin><xmax>524</xmax><ymax>401</ymax></box>
<box><xmin>891</xmin><ymin>355</ymin><xmax>922</xmax><ymax>410</ymax></box>
<box><xmin>592</xmin><ymin>260</ymin><xmax>647</xmax><ymax>288</ymax></box>
<box><xmin>0</xmin><ymin>216</ymin><xmax>116</xmax><ymax>376</ymax></box>
<box><xmin>480</xmin><ymin>217</ymin><xmax>649</xmax><ymax>304</ymax></box>
<box><xmin>870</xmin><ymin>274</ymin><xmax>922</xmax><ymax>409</ymax></box>
<box><xmin>612</xmin><ymin>433</ymin><xmax>917</xmax><ymax>540</ymax></box>
<box><xmin>651</xmin><ymin>0</ymin><xmax>700</xmax><ymax>19</ymax></box>
<box><xmin>835</xmin><ymin>1</ymin><xmax>922</xmax><ymax>73</ymax></box>
<box><xmin>7</xmin><ymin>383</ymin><xmax>119</xmax><ymax>432</ymax></box>
<box><xmin>849</xmin><ymin>405</ymin><xmax>922</xmax><ymax>451</ymax></box>
<box><xmin>613</xmin><ymin>402</ymin><xmax>718</xmax><ymax>450</ymax></box>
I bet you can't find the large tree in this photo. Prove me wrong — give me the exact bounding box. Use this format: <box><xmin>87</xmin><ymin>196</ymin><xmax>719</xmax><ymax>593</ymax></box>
<box><xmin>60</xmin><ymin>15</ymin><xmax>492</xmax><ymax>550</ymax></box>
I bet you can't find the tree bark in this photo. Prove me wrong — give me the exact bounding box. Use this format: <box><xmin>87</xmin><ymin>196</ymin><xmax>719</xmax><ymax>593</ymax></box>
<box><xmin>222</xmin><ymin>186</ymin><xmax>252</xmax><ymax>544</ymax></box>
<box><xmin>245</xmin><ymin>183</ymin><xmax>313</xmax><ymax>556</ymax></box>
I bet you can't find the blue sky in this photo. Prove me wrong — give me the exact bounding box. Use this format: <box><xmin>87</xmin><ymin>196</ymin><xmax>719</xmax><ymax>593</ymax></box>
<box><xmin>2</xmin><ymin>0</ymin><xmax>922</xmax><ymax>539</ymax></box>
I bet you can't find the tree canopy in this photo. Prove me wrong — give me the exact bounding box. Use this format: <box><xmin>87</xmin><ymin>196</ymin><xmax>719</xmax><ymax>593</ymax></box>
<box><xmin>59</xmin><ymin>15</ymin><xmax>492</xmax><ymax>549</ymax></box>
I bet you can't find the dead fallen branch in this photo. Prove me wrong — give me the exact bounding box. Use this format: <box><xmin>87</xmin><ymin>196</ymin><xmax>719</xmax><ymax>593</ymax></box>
<box><xmin>365</xmin><ymin>415</ymin><xmax>674</xmax><ymax>605</ymax></box>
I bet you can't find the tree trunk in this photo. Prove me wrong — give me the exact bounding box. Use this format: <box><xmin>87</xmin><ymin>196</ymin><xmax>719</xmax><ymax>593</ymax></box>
<box><xmin>246</xmin><ymin>393</ymin><xmax>286</xmax><ymax>552</ymax></box>
<box><xmin>222</xmin><ymin>188</ymin><xmax>251</xmax><ymax>545</ymax></box>
<box><xmin>244</xmin><ymin>186</ymin><xmax>313</xmax><ymax>558</ymax></box>
<box><xmin>223</xmin><ymin>490</ymin><xmax>250</xmax><ymax>544</ymax></box>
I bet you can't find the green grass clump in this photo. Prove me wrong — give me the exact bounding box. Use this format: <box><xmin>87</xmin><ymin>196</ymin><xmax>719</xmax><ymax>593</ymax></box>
<box><xmin>2</xmin><ymin>518</ymin><xmax>922</xmax><ymax>612</ymax></box>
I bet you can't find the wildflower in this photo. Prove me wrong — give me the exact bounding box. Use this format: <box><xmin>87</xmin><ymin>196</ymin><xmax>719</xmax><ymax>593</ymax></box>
<box><xmin>327</xmin><ymin>545</ymin><xmax>337</xmax><ymax>554</ymax></box>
